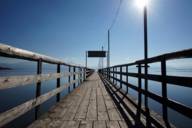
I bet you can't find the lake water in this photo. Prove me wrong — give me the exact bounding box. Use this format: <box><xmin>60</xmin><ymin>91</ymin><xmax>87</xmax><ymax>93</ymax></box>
<box><xmin>0</xmin><ymin>65</ymin><xmax>192</xmax><ymax>128</ymax></box>
<box><xmin>0</xmin><ymin>64</ymin><xmax>81</xmax><ymax>128</ymax></box>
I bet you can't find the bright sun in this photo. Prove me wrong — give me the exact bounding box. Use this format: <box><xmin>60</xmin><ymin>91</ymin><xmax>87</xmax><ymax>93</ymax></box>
<box><xmin>135</xmin><ymin>0</ymin><xmax>148</xmax><ymax>9</ymax></box>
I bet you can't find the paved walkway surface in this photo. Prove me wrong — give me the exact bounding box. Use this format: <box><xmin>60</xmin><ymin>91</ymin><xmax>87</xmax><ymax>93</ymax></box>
<box><xmin>28</xmin><ymin>73</ymin><xmax>127</xmax><ymax>128</ymax></box>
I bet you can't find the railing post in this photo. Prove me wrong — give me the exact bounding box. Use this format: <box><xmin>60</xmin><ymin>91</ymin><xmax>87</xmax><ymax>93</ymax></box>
<box><xmin>105</xmin><ymin>68</ymin><xmax>106</xmax><ymax>78</ymax></box>
<box><xmin>109</xmin><ymin>67</ymin><xmax>111</xmax><ymax>81</ymax></box>
<box><xmin>35</xmin><ymin>59</ymin><xmax>42</xmax><ymax>120</ymax></box>
<box><xmin>56</xmin><ymin>64</ymin><xmax>61</xmax><ymax>102</ymax></box>
<box><xmin>107</xmin><ymin>68</ymin><xmax>110</xmax><ymax>80</ymax></box>
<box><xmin>73</xmin><ymin>66</ymin><xmax>76</xmax><ymax>89</ymax></box>
<box><xmin>79</xmin><ymin>67</ymin><xmax>81</xmax><ymax>84</ymax></box>
<box><xmin>113</xmin><ymin>67</ymin><xmax>115</xmax><ymax>84</ymax></box>
<box><xmin>120</xmin><ymin>66</ymin><xmax>122</xmax><ymax>89</ymax></box>
<box><xmin>144</xmin><ymin>62</ymin><xmax>150</xmax><ymax>127</ymax></box>
<box><xmin>68</xmin><ymin>65</ymin><xmax>71</xmax><ymax>93</ymax></box>
<box><xmin>83</xmin><ymin>68</ymin><xmax>86</xmax><ymax>81</ymax></box>
<box><xmin>161</xmin><ymin>57</ymin><xmax>168</xmax><ymax>120</ymax></box>
<box><xmin>136</xmin><ymin>64</ymin><xmax>142</xmax><ymax>123</ymax></box>
<box><xmin>77</xmin><ymin>67</ymin><xmax>79</xmax><ymax>85</ymax></box>
<box><xmin>115</xmin><ymin>67</ymin><xmax>117</xmax><ymax>85</ymax></box>
<box><xmin>80</xmin><ymin>68</ymin><xmax>82</xmax><ymax>83</ymax></box>
<box><xmin>126</xmin><ymin>65</ymin><xmax>128</xmax><ymax>94</ymax></box>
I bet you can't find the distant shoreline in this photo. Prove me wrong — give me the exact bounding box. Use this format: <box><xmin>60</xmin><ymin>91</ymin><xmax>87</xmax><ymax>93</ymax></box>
<box><xmin>0</xmin><ymin>66</ymin><xmax>12</xmax><ymax>70</ymax></box>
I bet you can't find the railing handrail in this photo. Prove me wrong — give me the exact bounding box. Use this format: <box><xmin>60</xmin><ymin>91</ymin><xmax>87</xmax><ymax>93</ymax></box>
<box><xmin>0</xmin><ymin>43</ymin><xmax>84</xmax><ymax>68</ymax></box>
<box><xmin>106</xmin><ymin>48</ymin><xmax>192</xmax><ymax>68</ymax></box>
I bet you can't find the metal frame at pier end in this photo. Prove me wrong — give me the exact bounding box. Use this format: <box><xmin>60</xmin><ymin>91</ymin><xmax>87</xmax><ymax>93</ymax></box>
<box><xmin>0</xmin><ymin>43</ymin><xmax>94</xmax><ymax>127</ymax></box>
<box><xmin>85</xmin><ymin>48</ymin><xmax>106</xmax><ymax>77</ymax></box>
<box><xmin>99</xmin><ymin>49</ymin><xmax>192</xmax><ymax>128</ymax></box>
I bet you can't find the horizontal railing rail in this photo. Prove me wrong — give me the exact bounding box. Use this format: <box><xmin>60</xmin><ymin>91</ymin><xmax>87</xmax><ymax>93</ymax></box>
<box><xmin>0</xmin><ymin>43</ymin><xmax>83</xmax><ymax>67</ymax></box>
<box><xmin>0</xmin><ymin>43</ymin><xmax>94</xmax><ymax>127</ymax></box>
<box><xmin>0</xmin><ymin>72</ymin><xmax>83</xmax><ymax>90</ymax></box>
<box><xmin>99</xmin><ymin>49</ymin><xmax>192</xmax><ymax>128</ymax></box>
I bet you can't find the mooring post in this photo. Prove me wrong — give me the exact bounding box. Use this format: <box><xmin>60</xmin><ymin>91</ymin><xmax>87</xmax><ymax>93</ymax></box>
<box><xmin>35</xmin><ymin>59</ymin><xmax>42</xmax><ymax>120</ymax></box>
<box><xmin>56</xmin><ymin>64</ymin><xmax>61</xmax><ymax>102</ymax></box>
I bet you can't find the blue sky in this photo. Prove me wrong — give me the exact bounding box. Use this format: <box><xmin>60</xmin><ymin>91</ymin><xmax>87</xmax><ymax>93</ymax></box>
<box><xmin>0</xmin><ymin>0</ymin><xmax>192</xmax><ymax>68</ymax></box>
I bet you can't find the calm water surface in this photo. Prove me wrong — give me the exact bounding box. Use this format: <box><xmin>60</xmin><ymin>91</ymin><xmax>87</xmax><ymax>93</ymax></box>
<box><xmin>0</xmin><ymin>67</ymin><xmax>191</xmax><ymax>128</ymax></box>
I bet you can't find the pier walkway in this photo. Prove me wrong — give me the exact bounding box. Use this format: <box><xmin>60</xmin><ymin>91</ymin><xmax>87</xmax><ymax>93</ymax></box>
<box><xmin>0</xmin><ymin>44</ymin><xmax>191</xmax><ymax>128</ymax></box>
<box><xmin>28</xmin><ymin>73</ymin><xmax>127</xmax><ymax>128</ymax></box>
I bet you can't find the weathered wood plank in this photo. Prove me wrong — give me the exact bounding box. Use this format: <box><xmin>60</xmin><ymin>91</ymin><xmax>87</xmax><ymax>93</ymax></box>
<box><xmin>97</xmin><ymin>88</ymin><xmax>109</xmax><ymax>121</ymax></box>
<box><xmin>79</xmin><ymin>121</ymin><xmax>93</xmax><ymax>128</ymax></box>
<box><xmin>99</xmin><ymin>81</ymin><xmax>122</xmax><ymax>121</ymax></box>
<box><xmin>118</xmin><ymin>121</ymin><xmax>128</xmax><ymax>128</ymax></box>
<box><xmin>93</xmin><ymin>121</ymin><xmax>106</xmax><ymax>128</ymax></box>
<box><xmin>75</xmin><ymin>88</ymin><xmax>92</xmax><ymax>120</ymax></box>
<box><xmin>62</xmin><ymin>85</ymin><xmax>88</xmax><ymax>121</ymax></box>
<box><xmin>86</xmin><ymin>88</ymin><xmax>97</xmax><ymax>120</ymax></box>
<box><xmin>106</xmin><ymin>121</ymin><xmax>121</xmax><ymax>128</ymax></box>
<box><xmin>0</xmin><ymin>72</ymin><xmax>83</xmax><ymax>90</ymax></box>
<box><xmin>0</xmin><ymin>43</ymin><xmax>84</xmax><ymax>67</ymax></box>
<box><xmin>107</xmin><ymin>108</ymin><xmax>122</xmax><ymax>121</ymax></box>
<box><xmin>60</xmin><ymin>121</ymin><xmax>80</xmax><ymax>128</ymax></box>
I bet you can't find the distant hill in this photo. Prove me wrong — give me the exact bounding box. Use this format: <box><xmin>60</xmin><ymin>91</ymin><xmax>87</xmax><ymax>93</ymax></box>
<box><xmin>0</xmin><ymin>66</ymin><xmax>12</xmax><ymax>70</ymax></box>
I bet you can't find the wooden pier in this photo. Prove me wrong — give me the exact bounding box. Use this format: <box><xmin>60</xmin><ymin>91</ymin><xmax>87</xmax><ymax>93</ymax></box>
<box><xmin>28</xmin><ymin>73</ymin><xmax>127</xmax><ymax>128</ymax></box>
<box><xmin>0</xmin><ymin>44</ymin><xmax>191</xmax><ymax>128</ymax></box>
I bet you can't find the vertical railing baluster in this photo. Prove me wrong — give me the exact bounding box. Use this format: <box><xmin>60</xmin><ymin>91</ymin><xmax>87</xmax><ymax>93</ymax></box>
<box><xmin>56</xmin><ymin>64</ymin><xmax>61</xmax><ymax>102</ymax></box>
<box><xmin>73</xmin><ymin>66</ymin><xmax>76</xmax><ymax>89</ymax></box>
<box><xmin>68</xmin><ymin>65</ymin><xmax>71</xmax><ymax>93</ymax></box>
<box><xmin>35</xmin><ymin>59</ymin><xmax>42</xmax><ymax>120</ymax></box>
<box><xmin>161</xmin><ymin>57</ymin><xmax>168</xmax><ymax>121</ymax></box>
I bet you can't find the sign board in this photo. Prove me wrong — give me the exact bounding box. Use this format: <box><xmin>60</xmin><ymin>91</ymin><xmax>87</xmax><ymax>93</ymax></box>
<box><xmin>88</xmin><ymin>51</ymin><xmax>106</xmax><ymax>57</ymax></box>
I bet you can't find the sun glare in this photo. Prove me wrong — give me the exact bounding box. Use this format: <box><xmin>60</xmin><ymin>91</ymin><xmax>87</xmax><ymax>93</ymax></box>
<box><xmin>135</xmin><ymin>0</ymin><xmax>148</xmax><ymax>9</ymax></box>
